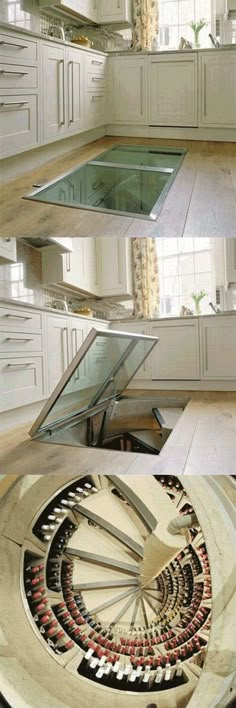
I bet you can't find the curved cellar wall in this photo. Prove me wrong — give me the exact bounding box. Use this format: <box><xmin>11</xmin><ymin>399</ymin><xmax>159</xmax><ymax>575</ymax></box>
<box><xmin>0</xmin><ymin>475</ymin><xmax>235</xmax><ymax>708</ymax></box>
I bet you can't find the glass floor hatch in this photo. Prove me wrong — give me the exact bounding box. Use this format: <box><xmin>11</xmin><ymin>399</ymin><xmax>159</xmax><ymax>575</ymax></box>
<box><xmin>25</xmin><ymin>145</ymin><xmax>187</xmax><ymax>221</ymax></box>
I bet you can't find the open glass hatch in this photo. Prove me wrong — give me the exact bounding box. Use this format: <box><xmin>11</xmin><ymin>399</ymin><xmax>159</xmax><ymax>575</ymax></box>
<box><xmin>30</xmin><ymin>328</ymin><xmax>186</xmax><ymax>454</ymax></box>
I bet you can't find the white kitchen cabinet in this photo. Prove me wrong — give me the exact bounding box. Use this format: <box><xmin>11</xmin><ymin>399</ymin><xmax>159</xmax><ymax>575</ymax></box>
<box><xmin>224</xmin><ymin>239</ymin><xmax>236</xmax><ymax>284</ymax></box>
<box><xmin>99</xmin><ymin>0</ymin><xmax>132</xmax><ymax>25</ymax></box>
<box><xmin>67</xmin><ymin>47</ymin><xmax>84</xmax><ymax>134</ymax></box>
<box><xmin>0</xmin><ymin>356</ymin><xmax>44</xmax><ymax>412</ymax></box>
<box><xmin>200</xmin><ymin>316</ymin><xmax>236</xmax><ymax>379</ymax></box>
<box><xmin>39</xmin><ymin>0</ymin><xmax>98</xmax><ymax>23</ymax></box>
<box><xmin>148</xmin><ymin>54</ymin><xmax>198</xmax><ymax>127</ymax></box>
<box><xmin>111</xmin><ymin>321</ymin><xmax>151</xmax><ymax>379</ymax></box>
<box><xmin>150</xmin><ymin>319</ymin><xmax>200</xmax><ymax>380</ymax></box>
<box><xmin>199</xmin><ymin>51</ymin><xmax>236</xmax><ymax>127</ymax></box>
<box><xmin>0</xmin><ymin>238</ymin><xmax>17</xmax><ymax>263</ymax></box>
<box><xmin>97</xmin><ymin>238</ymin><xmax>133</xmax><ymax>298</ymax></box>
<box><xmin>112</xmin><ymin>57</ymin><xmax>147</xmax><ymax>124</ymax></box>
<box><xmin>46</xmin><ymin>313</ymin><xmax>71</xmax><ymax>393</ymax></box>
<box><xmin>42</xmin><ymin>43</ymin><xmax>66</xmax><ymax>141</ymax></box>
<box><xmin>0</xmin><ymin>94</ymin><xmax>39</xmax><ymax>157</ymax></box>
<box><xmin>41</xmin><ymin>238</ymin><xmax>98</xmax><ymax>295</ymax></box>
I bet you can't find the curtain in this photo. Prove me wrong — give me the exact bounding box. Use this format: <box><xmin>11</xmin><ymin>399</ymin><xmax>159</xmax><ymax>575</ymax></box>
<box><xmin>132</xmin><ymin>238</ymin><xmax>160</xmax><ymax>318</ymax></box>
<box><xmin>132</xmin><ymin>0</ymin><xmax>159</xmax><ymax>51</ymax></box>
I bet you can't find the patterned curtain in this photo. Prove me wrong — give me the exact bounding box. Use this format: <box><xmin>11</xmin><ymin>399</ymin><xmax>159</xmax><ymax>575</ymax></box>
<box><xmin>132</xmin><ymin>0</ymin><xmax>159</xmax><ymax>51</ymax></box>
<box><xmin>132</xmin><ymin>238</ymin><xmax>160</xmax><ymax>318</ymax></box>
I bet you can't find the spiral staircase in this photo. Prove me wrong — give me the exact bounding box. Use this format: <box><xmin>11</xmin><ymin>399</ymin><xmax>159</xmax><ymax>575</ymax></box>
<box><xmin>0</xmin><ymin>474</ymin><xmax>235</xmax><ymax>708</ymax></box>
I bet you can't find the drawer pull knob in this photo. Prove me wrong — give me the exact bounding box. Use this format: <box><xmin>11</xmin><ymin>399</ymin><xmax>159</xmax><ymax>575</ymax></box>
<box><xmin>6</xmin><ymin>362</ymin><xmax>34</xmax><ymax>368</ymax></box>
<box><xmin>0</xmin><ymin>41</ymin><xmax>27</xmax><ymax>48</ymax></box>
<box><xmin>4</xmin><ymin>314</ymin><xmax>32</xmax><ymax>319</ymax></box>
<box><xmin>0</xmin><ymin>100</ymin><xmax>29</xmax><ymax>106</ymax></box>
<box><xmin>6</xmin><ymin>337</ymin><xmax>34</xmax><ymax>342</ymax></box>
<box><xmin>0</xmin><ymin>70</ymin><xmax>28</xmax><ymax>75</ymax></box>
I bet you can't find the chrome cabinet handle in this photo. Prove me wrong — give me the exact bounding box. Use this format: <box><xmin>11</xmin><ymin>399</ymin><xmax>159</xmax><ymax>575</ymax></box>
<box><xmin>4</xmin><ymin>314</ymin><xmax>32</xmax><ymax>319</ymax></box>
<box><xmin>68</xmin><ymin>60</ymin><xmax>74</xmax><ymax>124</ymax></box>
<box><xmin>66</xmin><ymin>252</ymin><xmax>71</xmax><ymax>272</ymax></box>
<box><xmin>5</xmin><ymin>337</ymin><xmax>34</xmax><ymax>341</ymax></box>
<box><xmin>63</xmin><ymin>327</ymin><xmax>69</xmax><ymax>369</ymax></box>
<box><xmin>0</xmin><ymin>41</ymin><xmax>27</xmax><ymax>48</ymax></box>
<box><xmin>91</xmin><ymin>95</ymin><xmax>104</xmax><ymax>101</ymax></box>
<box><xmin>6</xmin><ymin>362</ymin><xmax>34</xmax><ymax>368</ymax></box>
<box><xmin>140</xmin><ymin>65</ymin><xmax>143</xmax><ymax>115</ymax></box>
<box><xmin>203</xmin><ymin>63</ymin><xmax>207</xmax><ymax>117</ymax></box>
<box><xmin>58</xmin><ymin>59</ymin><xmax>65</xmax><ymax>126</ymax></box>
<box><xmin>92</xmin><ymin>76</ymin><xmax>102</xmax><ymax>81</ymax></box>
<box><xmin>0</xmin><ymin>69</ymin><xmax>28</xmax><ymax>75</ymax></box>
<box><xmin>92</xmin><ymin>59</ymin><xmax>103</xmax><ymax>65</ymax></box>
<box><xmin>0</xmin><ymin>100</ymin><xmax>29</xmax><ymax>106</ymax></box>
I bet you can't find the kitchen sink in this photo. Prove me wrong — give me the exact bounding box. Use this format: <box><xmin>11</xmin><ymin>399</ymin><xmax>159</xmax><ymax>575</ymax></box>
<box><xmin>24</xmin><ymin>145</ymin><xmax>187</xmax><ymax>221</ymax></box>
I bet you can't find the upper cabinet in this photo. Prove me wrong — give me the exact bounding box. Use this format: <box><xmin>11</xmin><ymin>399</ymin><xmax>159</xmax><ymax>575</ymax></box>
<box><xmin>199</xmin><ymin>51</ymin><xmax>236</xmax><ymax>127</ymax></box>
<box><xmin>99</xmin><ymin>0</ymin><xmax>132</xmax><ymax>25</ymax></box>
<box><xmin>149</xmin><ymin>54</ymin><xmax>198</xmax><ymax>127</ymax></box>
<box><xmin>39</xmin><ymin>0</ymin><xmax>98</xmax><ymax>23</ymax></box>
<box><xmin>41</xmin><ymin>238</ymin><xmax>133</xmax><ymax>299</ymax></box>
<box><xmin>39</xmin><ymin>0</ymin><xmax>132</xmax><ymax>25</ymax></box>
<box><xmin>0</xmin><ymin>238</ymin><xmax>17</xmax><ymax>263</ymax></box>
<box><xmin>224</xmin><ymin>238</ymin><xmax>236</xmax><ymax>284</ymax></box>
<box><xmin>112</xmin><ymin>57</ymin><xmax>147</xmax><ymax>124</ymax></box>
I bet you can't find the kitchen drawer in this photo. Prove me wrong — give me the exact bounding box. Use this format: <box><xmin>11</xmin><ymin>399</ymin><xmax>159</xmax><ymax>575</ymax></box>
<box><xmin>86</xmin><ymin>93</ymin><xmax>105</xmax><ymax>129</ymax></box>
<box><xmin>0</xmin><ymin>94</ymin><xmax>38</xmax><ymax>157</ymax></box>
<box><xmin>0</xmin><ymin>356</ymin><xmax>44</xmax><ymax>411</ymax></box>
<box><xmin>0</xmin><ymin>307</ymin><xmax>43</xmax><ymax>332</ymax></box>
<box><xmin>87</xmin><ymin>71</ymin><xmax>106</xmax><ymax>90</ymax></box>
<box><xmin>0</xmin><ymin>63</ymin><xmax>38</xmax><ymax>89</ymax></box>
<box><xmin>86</xmin><ymin>54</ymin><xmax>106</xmax><ymax>74</ymax></box>
<box><xmin>0</xmin><ymin>33</ymin><xmax>38</xmax><ymax>62</ymax></box>
<box><xmin>0</xmin><ymin>330</ymin><xmax>43</xmax><ymax>353</ymax></box>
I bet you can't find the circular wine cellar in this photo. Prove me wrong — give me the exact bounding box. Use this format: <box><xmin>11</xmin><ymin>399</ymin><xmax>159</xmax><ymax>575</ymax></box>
<box><xmin>0</xmin><ymin>475</ymin><xmax>235</xmax><ymax>708</ymax></box>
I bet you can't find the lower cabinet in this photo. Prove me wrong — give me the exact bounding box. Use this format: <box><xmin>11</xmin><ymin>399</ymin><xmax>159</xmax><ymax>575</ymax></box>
<box><xmin>0</xmin><ymin>94</ymin><xmax>39</xmax><ymax>157</ymax></box>
<box><xmin>0</xmin><ymin>356</ymin><xmax>44</xmax><ymax>411</ymax></box>
<box><xmin>0</xmin><ymin>238</ymin><xmax>17</xmax><ymax>263</ymax></box>
<box><xmin>112</xmin><ymin>57</ymin><xmax>147</xmax><ymax>124</ymax></box>
<box><xmin>200</xmin><ymin>316</ymin><xmax>236</xmax><ymax>379</ymax></box>
<box><xmin>148</xmin><ymin>54</ymin><xmax>198</xmax><ymax>127</ymax></box>
<box><xmin>199</xmin><ymin>51</ymin><xmax>236</xmax><ymax>128</ymax></box>
<box><xmin>112</xmin><ymin>321</ymin><xmax>151</xmax><ymax>379</ymax></box>
<box><xmin>150</xmin><ymin>320</ymin><xmax>200</xmax><ymax>381</ymax></box>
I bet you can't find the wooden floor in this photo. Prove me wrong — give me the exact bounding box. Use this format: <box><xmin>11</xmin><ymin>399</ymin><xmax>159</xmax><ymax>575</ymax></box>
<box><xmin>1</xmin><ymin>394</ymin><xmax>235</xmax><ymax>476</ymax></box>
<box><xmin>1</xmin><ymin>137</ymin><xmax>236</xmax><ymax>238</ymax></box>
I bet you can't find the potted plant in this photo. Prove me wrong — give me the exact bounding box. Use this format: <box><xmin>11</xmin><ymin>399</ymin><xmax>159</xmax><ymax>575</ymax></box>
<box><xmin>191</xmin><ymin>290</ymin><xmax>207</xmax><ymax>314</ymax></box>
<box><xmin>189</xmin><ymin>18</ymin><xmax>207</xmax><ymax>48</ymax></box>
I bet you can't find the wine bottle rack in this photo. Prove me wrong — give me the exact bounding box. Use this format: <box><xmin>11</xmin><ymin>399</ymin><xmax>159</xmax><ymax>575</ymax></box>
<box><xmin>21</xmin><ymin>475</ymin><xmax>212</xmax><ymax>693</ymax></box>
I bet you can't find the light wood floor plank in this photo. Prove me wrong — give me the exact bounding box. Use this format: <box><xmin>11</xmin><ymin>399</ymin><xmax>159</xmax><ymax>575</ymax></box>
<box><xmin>1</xmin><ymin>137</ymin><xmax>236</xmax><ymax>238</ymax></box>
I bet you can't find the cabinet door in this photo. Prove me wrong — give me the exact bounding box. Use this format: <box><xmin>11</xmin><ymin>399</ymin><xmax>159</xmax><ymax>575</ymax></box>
<box><xmin>46</xmin><ymin>314</ymin><xmax>70</xmax><ymax>393</ymax></box>
<box><xmin>98</xmin><ymin>238</ymin><xmax>132</xmax><ymax>297</ymax></box>
<box><xmin>70</xmin><ymin>318</ymin><xmax>88</xmax><ymax>389</ymax></box>
<box><xmin>112</xmin><ymin>322</ymin><xmax>151</xmax><ymax>379</ymax></box>
<box><xmin>67</xmin><ymin>48</ymin><xmax>84</xmax><ymax>134</ymax></box>
<box><xmin>0</xmin><ymin>95</ymin><xmax>38</xmax><ymax>157</ymax></box>
<box><xmin>201</xmin><ymin>316</ymin><xmax>236</xmax><ymax>379</ymax></box>
<box><xmin>99</xmin><ymin>0</ymin><xmax>131</xmax><ymax>23</ymax></box>
<box><xmin>112</xmin><ymin>58</ymin><xmax>147</xmax><ymax>123</ymax></box>
<box><xmin>42</xmin><ymin>44</ymin><xmax>66</xmax><ymax>141</ymax></box>
<box><xmin>199</xmin><ymin>51</ymin><xmax>236</xmax><ymax>127</ymax></box>
<box><xmin>224</xmin><ymin>239</ymin><xmax>236</xmax><ymax>284</ymax></box>
<box><xmin>0</xmin><ymin>238</ymin><xmax>17</xmax><ymax>263</ymax></box>
<box><xmin>0</xmin><ymin>356</ymin><xmax>44</xmax><ymax>411</ymax></box>
<box><xmin>151</xmin><ymin>320</ymin><xmax>200</xmax><ymax>380</ymax></box>
<box><xmin>62</xmin><ymin>239</ymin><xmax>97</xmax><ymax>293</ymax></box>
<box><xmin>149</xmin><ymin>54</ymin><xmax>197</xmax><ymax>127</ymax></box>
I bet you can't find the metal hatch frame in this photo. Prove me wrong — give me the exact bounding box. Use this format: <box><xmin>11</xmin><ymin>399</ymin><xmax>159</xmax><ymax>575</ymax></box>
<box><xmin>24</xmin><ymin>145</ymin><xmax>188</xmax><ymax>222</ymax></box>
<box><xmin>29</xmin><ymin>327</ymin><xmax>159</xmax><ymax>441</ymax></box>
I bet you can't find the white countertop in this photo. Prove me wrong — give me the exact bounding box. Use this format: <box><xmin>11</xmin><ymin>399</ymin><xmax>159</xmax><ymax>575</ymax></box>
<box><xmin>0</xmin><ymin>296</ymin><xmax>108</xmax><ymax>323</ymax></box>
<box><xmin>0</xmin><ymin>21</ymin><xmax>107</xmax><ymax>56</ymax></box>
<box><xmin>112</xmin><ymin>311</ymin><xmax>236</xmax><ymax>323</ymax></box>
<box><xmin>1</xmin><ymin>21</ymin><xmax>235</xmax><ymax>56</ymax></box>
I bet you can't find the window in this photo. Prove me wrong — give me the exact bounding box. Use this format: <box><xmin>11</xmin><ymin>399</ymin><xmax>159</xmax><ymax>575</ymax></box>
<box><xmin>158</xmin><ymin>0</ymin><xmax>214</xmax><ymax>50</ymax></box>
<box><xmin>156</xmin><ymin>238</ymin><xmax>215</xmax><ymax>316</ymax></box>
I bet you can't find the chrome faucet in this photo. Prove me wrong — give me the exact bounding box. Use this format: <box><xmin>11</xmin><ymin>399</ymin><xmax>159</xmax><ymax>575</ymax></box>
<box><xmin>209</xmin><ymin>302</ymin><xmax>220</xmax><ymax>314</ymax></box>
<box><xmin>51</xmin><ymin>298</ymin><xmax>69</xmax><ymax>312</ymax></box>
<box><xmin>49</xmin><ymin>24</ymin><xmax>66</xmax><ymax>42</ymax></box>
